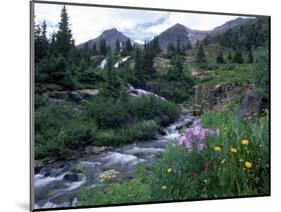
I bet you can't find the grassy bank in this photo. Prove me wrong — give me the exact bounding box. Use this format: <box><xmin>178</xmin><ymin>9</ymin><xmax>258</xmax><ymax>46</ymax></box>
<box><xmin>35</xmin><ymin>95</ymin><xmax>180</xmax><ymax>160</ymax></box>
<box><xmin>77</xmin><ymin>108</ymin><xmax>269</xmax><ymax>205</ymax></box>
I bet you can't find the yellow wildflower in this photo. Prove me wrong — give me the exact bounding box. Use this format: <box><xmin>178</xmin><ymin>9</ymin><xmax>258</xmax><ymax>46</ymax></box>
<box><xmin>259</xmin><ymin>144</ymin><xmax>263</xmax><ymax>148</ymax></box>
<box><xmin>161</xmin><ymin>185</ymin><xmax>167</xmax><ymax>190</ymax></box>
<box><xmin>230</xmin><ymin>147</ymin><xmax>238</xmax><ymax>154</ymax></box>
<box><xmin>241</xmin><ymin>139</ymin><xmax>249</xmax><ymax>145</ymax></box>
<box><xmin>214</xmin><ymin>146</ymin><xmax>222</xmax><ymax>152</ymax></box>
<box><xmin>204</xmin><ymin>179</ymin><xmax>208</xmax><ymax>183</ymax></box>
<box><xmin>245</xmin><ymin>161</ymin><xmax>252</xmax><ymax>168</ymax></box>
<box><xmin>239</xmin><ymin>158</ymin><xmax>244</xmax><ymax>162</ymax></box>
<box><xmin>167</xmin><ymin>168</ymin><xmax>172</xmax><ymax>173</ymax></box>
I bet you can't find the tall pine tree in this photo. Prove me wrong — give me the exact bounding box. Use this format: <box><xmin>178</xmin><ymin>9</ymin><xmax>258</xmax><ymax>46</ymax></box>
<box><xmin>134</xmin><ymin>48</ymin><xmax>145</xmax><ymax>87</ymax></box>
<box><xmin>196</xmin><ymin>44</ymin><xmax>206</xmax><ymax>63</ymax></box>
<box><xmin>55</xmin><ymin>6</ymin><xmax>73</xmax><ymax>57</ymax></box>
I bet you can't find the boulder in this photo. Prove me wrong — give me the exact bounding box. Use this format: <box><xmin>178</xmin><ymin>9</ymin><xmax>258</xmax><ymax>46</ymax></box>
<box><xmin>237</xmin><ymin>90</ymin><xmax>268</xmax><ymax>121</ymax></box>
<box><xmin>63</xmin><ymin>173</ymin><xmax>80</xmax><ymax>182</ymax></box>
<box><xmin>84</xmin><ymin>146</ymin><xmax>111</xmax><ymax>154</ymax></box>
<box><xmin>161</xmin><ymin>115</ymin><xmax>171</xmax><ymax>127</ymax></box>
<box><xmin>46</xmin><ymin>89</ymin><xmax>99</xmax><ymax>102</ymax></box>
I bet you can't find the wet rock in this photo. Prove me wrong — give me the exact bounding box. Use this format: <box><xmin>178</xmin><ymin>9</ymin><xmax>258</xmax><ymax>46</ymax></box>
<box><xmin>46</xmin><ymin>89</ymin><xmax>99</xmax><ymax>102</ymax></box>
<box><xmin>84</xmin><ymin>146</ymin><xmax>112</xmax><ymax>154</ymax></box>
<box><xmin>35</xmin><ymin>166</ymin><xmax>43</xmax><ymax>175</ymax></box>
<box><xmin>68</xmin><ymin>92</ymin><xmax>83</xmax><ymax>102</ymax></box>
<box><xmin>237</xmin><ymin>90</ymin><xmax>268</xmax><ymax>121</ymax></box>
<box><xmin>159</xmin><ymin>128</ymin><xmax>167</xmax><ymax>135</ymax></box>
<box><xmin>63</xmin><ymin>173</ymin><xmax>80</xmax><ymax>182</ymax></box>
<box><xmin>161</xmin><ymin>115</ymin><xmax>171</xmax><ymax>127</ymax></box>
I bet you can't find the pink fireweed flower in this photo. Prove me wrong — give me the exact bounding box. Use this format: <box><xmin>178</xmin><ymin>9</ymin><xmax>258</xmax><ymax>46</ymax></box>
<box><xmin>178</xmin><ymin>119</ymin><xmax>220</xmax><ymax>152</ymax></box>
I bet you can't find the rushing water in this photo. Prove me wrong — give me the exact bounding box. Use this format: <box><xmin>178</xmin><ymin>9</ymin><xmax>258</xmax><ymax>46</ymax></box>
<box><xmin>34</xmin><ymin>113</ymin><xmax>193</xmax><ymax>209</ymax></box>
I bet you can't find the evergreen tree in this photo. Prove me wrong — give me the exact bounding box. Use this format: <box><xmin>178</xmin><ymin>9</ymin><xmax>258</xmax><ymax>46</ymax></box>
<box><xmin>115</xmin><ymin>39</ymin><xmax>121</xmax><ymax>53</ymax></box>
<box><xmin>92</xmin><ymin>42</ymin><xmax>98</xmax><ymax>55</ymax></box>
<box><xmin>151</xmin><ymin>36</ymin><xmax>161</xmax><ymax>56</ymax></box>
<box><xmin>176</xmin><ymin>37</ymin><xmax>182</xmax><ymax>55</ymax></box>
<box><xmin>34</xmin><ymin>21</ymin><xmax>49</xmax><ymax>63</ymax></box>
<box><xmin>41</xmin><ymin>20</ymin><xmax>48</xmax><ymax>53</ymax></box>
<box><xmin>195</xmin><ymin>40</ymin><xmax>200</xmax><ymax>48</ymax></box>
<box><xmin>143</xmin><ymin>43</ymin><xmax>156</xmax><ymax>79</ymax></box>
<box><xmin>124</xmin><ymin>38</ymin><xmax>133</xmax><ymax>54</ymax></box>
<box><xmin>167</xmin><ymin>55</ymin><xmax>184</xmax><ymax>80</ymax></box>
<box><xmin>196</xmin><ymin>44</ymin><xmax>206</xmax><ymax>63</ymax></box>
<box><xmin>227</xmin><ymin>50</ymin><xmax>232</xmax><ymax>60</ymax></box>
<box><xmin>55</xmin><ymin>6</ymin><xmax>73</xmax><ymax>57</ymax></box>
<box><xmin>232</xmin><ymin>50</ymin><xmax>244</xmax><ymax>63</ymax></box>
<box><xmin>167</xmin><ymin>43</ymin><xmax>175</xmax><ymax>58</ymax></box>
<box><xmin>99</xmin><ymin>38</ymin><xmax>107</xmax><ymax>55</ymax></box>
<box><xmin>134</xmin><ymin>48</ymin><xmax>145</xmax><ymax>87</ymax></box>
<box><xmin>101</xmin><ymin>54</ymin><xmax>121</xmax><ymax>98</ymax></box>
<box><xmin>216</xmin><ymin>49</ymin><xmax>225</xmax><ymax>64</ymax></box>
<box><xmin>186</xmin><ymin>42</ymin><xmax>192</xmax><ymax>50</ymax></box>
<box><xmin>248</xmin><ymin>49</ymin><xmax>254</xmax><ymax>63</ymax></box>
<box><xmin>203</xmin><ymin>35</ymin><xmax>211</xmax><ymax>45</ymax></box>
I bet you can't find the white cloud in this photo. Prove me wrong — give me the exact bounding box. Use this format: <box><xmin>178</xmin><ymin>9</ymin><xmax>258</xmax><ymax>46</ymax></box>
<box><xmin>34</xmin><ymin>3</ymin><xmax>253</xmax><ymax>45</ymax></box>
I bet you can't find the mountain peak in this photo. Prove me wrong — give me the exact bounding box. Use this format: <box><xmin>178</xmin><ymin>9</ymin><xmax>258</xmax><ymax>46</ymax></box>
<box><xmin>171</xmin><ymin>23</ymin><xmax>187</xmax><ymax>29</ymax></box>
<box><xmin>101</xmin><ymin>28</ymin><xmax>120</xmax><ymax>36</ymax></box>
<box><xmin>77</xmin><ymin>27</ymin><xmax>130</xmax><ymax>50</ymax></box>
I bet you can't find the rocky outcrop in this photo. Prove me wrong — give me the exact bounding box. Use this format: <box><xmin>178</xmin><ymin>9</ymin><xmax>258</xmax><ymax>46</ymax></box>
<box><xmin>237</xmin><ymin>90</ymin><xmax>268</xmax><ymax>121</ymax></box>
<box><xmin>193</xmin><ymin>81</ymin><xmax>253</xmax><ymax>111</ymax></box>
<box><xmin>46</xmin><ymin>89</ymin><xmax>99</xmax><ymax>102</ymax></box>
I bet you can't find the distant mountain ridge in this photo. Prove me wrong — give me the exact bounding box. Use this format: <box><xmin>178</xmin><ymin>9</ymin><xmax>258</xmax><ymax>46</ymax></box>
<box><xmin>209</xmin><ymin>17</ymin><xmax>250</xmax><ymax>36</ymax></box>
<box><xmin>77</xmin><ymin>28</ymin><xmax>133</xmax><ymax>50</ymax></box>
<box><xmin>77</xmin><ymin>17</ymin><xmax>252</xmax><ymax>51</ymax></box>
<box><xmin>156</xmin><ymin>23</ymin><xmax>192</xmax><ymax>51</ymax></box>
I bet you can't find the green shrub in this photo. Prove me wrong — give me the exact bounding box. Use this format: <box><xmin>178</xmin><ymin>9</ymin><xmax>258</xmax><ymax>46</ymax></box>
<box><xmin>198</xmin><ymin>63</ymin><xmax>218</xmax><ymax>70</ymax></box>
<box><xmin>86</xmin><ymin>97</ymin><xmax>129</xmax><ymax>129</ymax></box>
<box><xmin>128</xmin><ymin>96</ymin><xmax>180</xmax><ymax>123</ymax></box>
<box><xmin>62</xmin><ymin>120</ymin><xmax>97</xmax><ymax>149</ymax></box>
<box><xmin>222</xmin><ymin>64</ymin><xmax>236</xmax><ymax>70</ymax></box>
<box><xmin>149</xmin><ymin>144</ymin><xmax>209</xmax><ymax>201</ymax></box>
<box><xmin>254</xmin><ymin>47</ymin><xmax>269</xmax><ymax>97</ymax></box>
<box><xmin>78</xmin><ymin>178</ymin><xmax>150</xmax><ymax>206</ymax></box>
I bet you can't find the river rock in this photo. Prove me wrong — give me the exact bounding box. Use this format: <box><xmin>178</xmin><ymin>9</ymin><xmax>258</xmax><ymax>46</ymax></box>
<box><xmin>161</xmin><ymin>115</ymin><xmax>171</xmax><ymax>127</ymax></box>
<box><xmin>84</xmin><ymin>146</ymin><xmax>112</xmax><ymax>154</ymax></box>
<box><xmin>237</xmin><ymin>90</ymin><xmax>268</xmax><ymax>121</ymax></box>
<box><xmin>35</xmin><ymin>166</ymin><xmax>44</xmax><ymax>175</ymax></box>
<box><xmin>63</xmin><ymin>173</ymin><xmax>80</xmax><ymax>182</ymax></box>
<box><xmin>46</xmin><ymin>89</ymin><xmax>99</xmax><ymax>102</ymax></box>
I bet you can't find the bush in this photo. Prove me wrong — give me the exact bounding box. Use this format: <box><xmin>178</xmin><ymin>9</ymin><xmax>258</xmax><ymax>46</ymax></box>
<box><xmin>86</xmin><ymin>97</ymin><xmax>129</xmax><ymax>129</ymax></box>
<box><xmin>254</xmin><ymin>47</ymin><xmax>269</xmax><ymax>97</ymax></box>
<box><xmin>128</xmin><ymin>96</ymin><xmax>180</xmax><ymax>123</ymax></box>
<box><xmin>222</xmin><ymin>64</ymin><xmax>236</xmax><ymax>70</ymax></box>
<box><xmin>198</xmin><ymin>63</ymin><xmax>218</xmax><ymax>70</ymax></box>
<box><xmin>78</xmin><ymin>178</ymin><xmax>150</xmax><ymax>206</ymax></box>
<box><xmin>150</xmin><ymin>144</ymin><xmax>209</xmax><ymax>201</ymax></box>
<box><xmin>62</xmin><ymin>120</ymin><xmax>97</xmax><ymax>149</ymax></box>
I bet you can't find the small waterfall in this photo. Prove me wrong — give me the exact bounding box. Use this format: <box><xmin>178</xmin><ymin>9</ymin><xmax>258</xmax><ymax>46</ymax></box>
<box><xmin>99</xmin><ymin>58</ymin><xmax>107</xmax><ymax>69</ymax></box>
<box><xmin>114</xmin><ymin>56</ymin><xmax>130</xmax><ymax>68</ymax></box>
<box><xmin>128</xmin><ymin>84</ymin><xmax>166</xmax><ymax>100</ymax></box>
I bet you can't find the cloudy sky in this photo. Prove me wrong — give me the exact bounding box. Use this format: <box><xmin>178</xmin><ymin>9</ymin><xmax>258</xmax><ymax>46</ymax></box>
<box><xmin>34</xmin><ymin>3</ymin><xmax>251</xmax><ymax>45</ymax></box>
